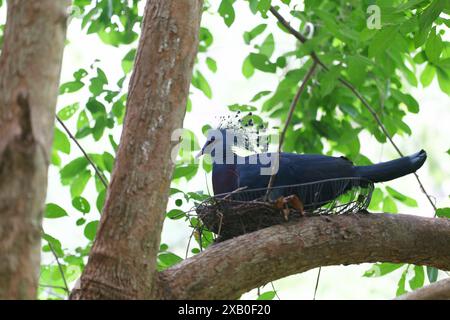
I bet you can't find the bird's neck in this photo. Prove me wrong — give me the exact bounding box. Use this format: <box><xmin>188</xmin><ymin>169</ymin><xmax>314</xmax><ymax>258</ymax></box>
<box><xmin>212</xmin><ymin>162</ymin><xmax>239</xmax><ymax>195</ymax></box>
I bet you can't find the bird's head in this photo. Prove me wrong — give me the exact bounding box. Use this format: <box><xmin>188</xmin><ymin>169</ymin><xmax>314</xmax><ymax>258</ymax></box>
<box><xmin>196</xmin><ymin>129</ymin><xmax>225</xmax><ymax>158</ymax></box>
<box><xmin>196</xmin><ymin>112</ymin><xmax>269</xmax><ymax>160</ymax></box>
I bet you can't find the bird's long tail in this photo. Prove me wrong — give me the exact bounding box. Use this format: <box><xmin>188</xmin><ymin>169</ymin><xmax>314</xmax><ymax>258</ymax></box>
<box><xmin>355</xmin><ymin>150</ymin><xmax>427</xmax><ymax>183</ymax></box>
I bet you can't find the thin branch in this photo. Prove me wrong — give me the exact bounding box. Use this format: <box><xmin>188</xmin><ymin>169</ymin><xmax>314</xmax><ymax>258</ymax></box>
<box><xmin>268</xmin><ymin>6</ymin><xmax>437</xmax><ymax>214</ymax></box>
<box><xmin>43</xmin><ymin>231</ymin><xmax>70</xmax><ymax>296</ymax></box>
<box><xmin>265</xmin><ymin>60</ymin><xmax>318</xmax><ymax>195</ymax></box>
<box><xmin>270</xmin><ymin>282</ymin><xmax>281</xmax><ymax>300</ymax></box>
<box><xmin>313</xmin><ymin>267</ymin><xmax>321</xmax><ymax>300</ymax></box>
<box><xmin>56</xmin><ymin>116</ymin><xmax>109</xmax><ymax>189</ymax></box>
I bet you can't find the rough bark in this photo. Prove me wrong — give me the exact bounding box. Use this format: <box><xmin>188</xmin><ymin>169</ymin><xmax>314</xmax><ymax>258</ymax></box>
<box><xmin>70</xmin><ymin>0</ymin><xmax>204</xmax><ymax>300</ymax></box>
<box><xmin>156</xmin><ymin>214</ymin><xmax>450</xmax><ymax>300</ymax></box>
<box><xmin>0</xmin><ymin>0</ymin><xmax>69</xmax><ymax>299</ymax></box>
<box><xmin>396</xmin><ymin>278</ymin><xmax>450</xmax><ymax>300</ymax></box>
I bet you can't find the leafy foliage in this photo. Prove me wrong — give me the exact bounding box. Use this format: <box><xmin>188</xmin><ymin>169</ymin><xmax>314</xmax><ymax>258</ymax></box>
<box><xmin>34</xmin><ymin>0</ymin><xmax>449</xmax><ymax>299</ymax></box>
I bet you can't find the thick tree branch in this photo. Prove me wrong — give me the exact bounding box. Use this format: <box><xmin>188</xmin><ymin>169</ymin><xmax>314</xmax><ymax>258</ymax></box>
<box><xmin>396</xmin><ymin>277</ymin><xmax>450</xmax><ymax>300</ymax></box>
<box><xmin>157</xmin><ymin>214</ymin><xmax>450</xmax><ymax>300</ymax></box>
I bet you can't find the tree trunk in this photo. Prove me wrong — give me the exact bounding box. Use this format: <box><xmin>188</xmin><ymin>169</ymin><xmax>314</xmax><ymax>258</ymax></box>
<box><xmin>70</xmin><ymin>0</ymin><xmax>204</xmax><ymax>300</ymax></box>
<box><xmin>0</xmin><ymin>0</ymin><xmax>69</xmax><ymax>299</ymax></box>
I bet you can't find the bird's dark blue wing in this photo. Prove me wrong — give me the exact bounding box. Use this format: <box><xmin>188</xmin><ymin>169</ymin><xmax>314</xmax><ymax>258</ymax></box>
<box><xmin>237</xmin><ymin>153</ymin><xmax>356</xmax><ymax>189</ymax></box>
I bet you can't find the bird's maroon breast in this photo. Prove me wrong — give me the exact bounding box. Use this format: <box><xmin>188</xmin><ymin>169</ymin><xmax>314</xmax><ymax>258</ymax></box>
<box><xmin>212</xmin><ymin>163</ymin><xmax>239</xmax><ymax>195</ymax></box>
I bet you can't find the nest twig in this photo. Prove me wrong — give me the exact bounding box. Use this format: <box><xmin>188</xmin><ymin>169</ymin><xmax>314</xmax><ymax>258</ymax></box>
<box><xmin>195</xmin><ymin>178</ymin><xmax>374</xmax><ymax>242</ymax></box>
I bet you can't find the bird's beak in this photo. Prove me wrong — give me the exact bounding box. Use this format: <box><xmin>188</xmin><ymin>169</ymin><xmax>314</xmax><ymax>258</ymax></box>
<box><xmin>195</xmin><ymin>150</ymin><xmax>203</xmax><ymax>159</ymax></box>
<box><xmin>195</xmin><ymin>145</ymin><xmax>206</xmax><ymax>159</ymax></box>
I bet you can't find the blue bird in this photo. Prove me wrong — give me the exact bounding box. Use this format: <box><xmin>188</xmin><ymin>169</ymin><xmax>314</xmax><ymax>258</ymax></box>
<box><xmin>197</xmin><ymin>127</ymin><xmax>427</xmax><ymax>211</ymax></box>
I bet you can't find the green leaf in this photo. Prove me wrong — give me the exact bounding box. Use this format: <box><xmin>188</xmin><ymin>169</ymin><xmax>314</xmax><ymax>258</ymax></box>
<box><xmin>436</xmin><ymin>67</ymin><xmax>450</xmax><ymax>95</ymax></box>
<box><xmin>51</xmin><ymin>149</ymin><xmax>61</xmax><ymax>166</ymax></box>
<box><xmin>242</xmin><ymin>55</ymin><xmax>255</xmax><ymax>78</ymax></box>
<box><xmin>368</xmin><ymin>26</ymin><xmax>398</xmax><ymax>58</ymax></box>
<box><xmin>92</xmin><ymin>115</ymin><xmax>107</xmax><ymax>141</ymax></box>
<box><xmin>258</xmin><ymin>33</ymin><xmax>275</xmax><ymax>58</ymax></box>
<box><xmin>347</xmin><ymin>55</ymin><xmax>369</xmax><ymax>86</ymax></box>
<box><xmin>89</xmin><ymin>68</ymin><xmax>109</xmax><ymax>96</ymax></box>
<box><xmin>386</xmin><ymin>186</ymin><xmax>418</xmax><ymax>207</ymax></box>
<box><xmin>436</xmin><ymin>207</ymin><xmax>450</xmax><ymax>218</ymax></box>
<box><xmin>218</xmin><ymin>0</ymin><xmax>236</xmax><ymax>27</ymax></box>
<box><xmin>202</xmin><ymin>156</ymin><xmax>212</xmax><ymax>173</ymax></box>
<box><xmin>319</xmin><ymin>67</ymin><xmax>339</xmax><ymax>97</ymax></box>
<box><xmin>426</xmin><ymin>266</ymin><xmax>438</xmax><ymax>283</ymax></box>
<box><xmin>70</xmin><ymin>170</ymin><xmax>91</xmax><ymax>198</ymax></box>
<box><xmin>173</xmin><ymin>163</ymin><xmax>199</xmax><ymax>181</ymax></box>
<box><xmin>60</xmin><ymin>157</ymin><xmax>89</xmax><ymax>180</ymax></box>
<box><xmin>228</xmin><ymin>104</ymin><xmax>257</xmax><ymax>112</ymax></box>
<box><xmin>72</xmin><ymin>196</ymin><xmax>91</xmax><ymax>214</ymax></box>
<box><xmin>109</xmin><ymin>135</ymin><xmax>119</xmax><ymax>153</ymax></box>
<box><xmin>58</xmin><ymin>103</ymin><xmax>80</xmax><ymax>120</ymax></box>
<box><xmin>59</xmin><ymin>81</ymin><xmax>84</xmax><ymax>94</ymax></box>
<box><xmin>206</xmin><ymin>57</ymin><xmax>217</xmax><ymax>73</ymax></box>
<box><xmin>45</xmin><ymin>203</ymin><xmax>68</xmax><ymax>219</ymax></box>
<box><xmin>186</xmin><ymin>98</ymin><xmax>192</xmax><ymax>113</ymax></box>
<box><xmin>103</xmin><ymin>152</ymin><xmax>115</xmax><ymax>173</ymax></box>
<box><xmin>256</xmin><ymin>0</ymin><xmax>272</xmax><ymax>15</ymax></box>
<box><xmin>158</xmin><ymin>252</ymin><xmax>183</xmax><ymax>269</ymax></box>
<box><xmin>192</xmin><ymin>71</ymin><xmax>212</xmax><ymax>99</ymax></box>
<box><xmin>53</xmin><ymin>128</ymin><xmax>71</xmax><ymax>155</ymax></box>
<box><xmin>382</xmin><ymin>196</ymin><xmax>398</xmax><ymax>213</ymax></box>
<box><xmin>368</xmin><ymin>188</ymin><xmax>383</xmax><ymax>211</ymax></box>
<box><xmin>86</xmin><ymin>98</ymin><xmax>106</xmax><ymax>117</ymax></box>
<box><xmin>199</xmin><ymin>27</ymin><xmax>214</xmax><ymax>52</ymax></box>
<box><xmin>257</xmin><ymin>291</ymin><xmax>276</xmax><ymax>300</ymax></box>
<box><xmin>243</xmin><ymin>24</ymin><xmax>267</xmax><ymax>44</ymax></box>
<box><xmin>186</xmin><ymin>192</ymin><xmax>209</xmax><ymax>202</ymax></box>
<box><xmin>112</xmin><ymin>98</ymin><xmax>125</xmax><ymax>124</ymax></box>
<box><xmin>160</xmin><ymin>243</ymin><xmax>169</xmax><ymax>252</ymax></box>
<box><xmin>276</xmin><ymin>56</ymin><xmax>287</xmax><ymax>68</ymax></box>
<box><xmin>77</xmin><ymin>110</ymin><xmax>89</xmax><ymax>131</ymax></box>
<box><xmin>76</xmin><ymin>218</ymin><xmax>86</xmax><ymax>226</ymax></box>
<box><xmin>42</xmin><ymin>234</ymin><xmax>64</xmax><ymax>257</ymax></box>
<box><xmin>425</xmin><ymin>27</ymin><xmax>443</xmax><ymax>63</ymax></box>
<box><xmin>415</xmin><ymin>0</ymin><xmax>445</xmax><ymax>47</ymax></box>
<box><xmin>420</xmin><ymin>64</ymin><xmax>436</xmax><ymax>87</ymax></box>
<box><xmin>249</xmin><ymin>53</ymin><xmax>276</xmax><ymax>73</ymax></box>
<box><xmin>84</xmin><ymin>221</ymin><xmax>99</xmax><ymax>241</ymax></box>
<box><xmin>96</xmin><ymin>189</ymin><xmax>106</xmax><ymax>213</ymax></box>
<box><xmin>396</xmin><ymin>268</ymin><xmax>408</xmax><ymax>296</ymax></box>
<box><xmin>121</xmin><ymin>49</ymin><xmax>136</xmax><ymax>74</ymax></box>
<box><xmin>250</xmin><ymin>90</ymin><xmax>271</xmax><ymax>102</ymax></box>
<box><xmin>413</xmin><ymin>51</ymin><xmax>427</xmax><ymax>64</ymax></box>
<box><xmin>363</xmin><ymin>263</ymin><xmax>404</xmax><ymax>277</ymax></box>
<box><xmin>391</xmin><ymin>90</ymin><xmax>420</xmax><ymax>114</ymax></box>
<box><xmin>409</xmin><ymin>265</ymin><xmax>425</xmax><ymax>290</ymax></box>
<box><xmin>166</xmin><ymin>209</ymin><xmax>185</xmax><ymax>220</ymax></box>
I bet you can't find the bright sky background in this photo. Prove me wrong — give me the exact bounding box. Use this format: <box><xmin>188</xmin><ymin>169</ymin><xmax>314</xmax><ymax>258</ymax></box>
<box><xmin>1</xmin><ymin>1</ymin><xmax>449</xmax><ymax>300</ymax></box>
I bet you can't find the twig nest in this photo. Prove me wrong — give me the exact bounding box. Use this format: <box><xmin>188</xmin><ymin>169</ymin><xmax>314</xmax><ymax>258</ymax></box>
<box><xmin>195</xmin><ymin>178</ymin><xmax>374</xmax><ymax>242</ymax></box>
